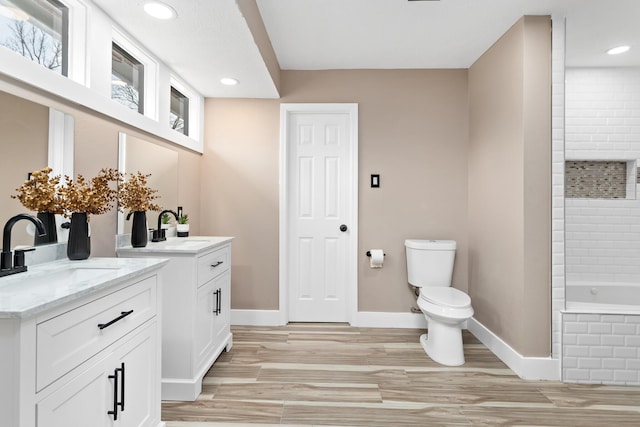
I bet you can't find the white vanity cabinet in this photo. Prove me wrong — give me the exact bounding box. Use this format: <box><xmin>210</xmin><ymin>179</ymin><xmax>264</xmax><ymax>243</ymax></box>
<box><xmin>117</xmin><ymin>236</ymin><xmax>233</xmax><ymax>401</ymax></box>
<box><xmin>0</xmin><ymin>258</ymin><xmax>167</xmax><ymax>427</ymax></box>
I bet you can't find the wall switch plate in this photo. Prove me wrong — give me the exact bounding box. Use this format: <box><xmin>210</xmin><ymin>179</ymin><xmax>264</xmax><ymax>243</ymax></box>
<box><xmin>371</xmin><ymin>174</ymin><xmax>380</xmax><ymax>188</ymax></box>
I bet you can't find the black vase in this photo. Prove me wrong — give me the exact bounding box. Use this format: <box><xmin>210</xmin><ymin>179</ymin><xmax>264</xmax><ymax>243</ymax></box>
<box><xmin>35</xmin><ymin>212</ymin><xmax>58</xmax><ymax>246</ymax></box>
<box><xmin>67</xmin><ymin>212</ymin><xmax>90</xmax><ymax>260</ymax></box>
<box><xmin>130</xmin><ymin>211</ymin><xmax>148</xmax><ymax>248</ymax></box>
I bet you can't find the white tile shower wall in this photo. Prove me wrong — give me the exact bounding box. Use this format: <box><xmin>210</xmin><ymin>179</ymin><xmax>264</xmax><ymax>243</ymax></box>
<box><xmin>565</xmin><ymin>67</ymin><xmax>640</xmax><ymax>283</ymax></box>
<box><xmin>566</xmin><ymin>198</ymin><xmax>640</xmax><ymax>282</ymax></box>
<box><xmin>563</xmin><ymin>313</ymin><xmax>640</xmax><ymax>385</ymax></box>
<box><xmin>566</xmin><ymin>68</ymin><xmax>640</xmax><ymax>159</ymax></box>
<box><xmin>551</xmin><ymin>16</ymin><xmax>566</xmax><ymax>360</ymax></box>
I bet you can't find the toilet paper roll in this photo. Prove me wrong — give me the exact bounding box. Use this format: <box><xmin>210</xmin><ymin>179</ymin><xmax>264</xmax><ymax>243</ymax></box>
<box><xmin>369</xmin><ymin>249</ymin><xmax>384</xmax><ymax>268</ymax></box>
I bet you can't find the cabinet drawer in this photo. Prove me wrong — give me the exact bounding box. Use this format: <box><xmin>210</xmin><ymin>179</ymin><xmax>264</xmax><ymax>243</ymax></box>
<box><xmin>36</xmin><ymin>276</ymin><xmax>157</xmax><ymax>391</ymax></box>
<box><xmin>197</xmin><ymin>245</ymin><xmax>230</xmax><ymax>287</ymax></box>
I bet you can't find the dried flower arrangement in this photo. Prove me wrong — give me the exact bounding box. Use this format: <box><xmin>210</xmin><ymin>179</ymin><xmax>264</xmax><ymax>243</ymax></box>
<box><xmin>13</xmin><ymin>167</ymin><xmax>161</xmax><ymax>218</ymax></box>
<box><xmin>58</xmin><ymin>168</ymin><xmax>121</xmax><ymax>216</ymax></box>
<box><xmin>117</xmin><ymin>171</ymin><xmax>162</xmax><ymax>213</ymax></box>
<box><xmin>12</xmin><ymin>167</ymin><xmax>64</xmax><ymax>214</ymax></box>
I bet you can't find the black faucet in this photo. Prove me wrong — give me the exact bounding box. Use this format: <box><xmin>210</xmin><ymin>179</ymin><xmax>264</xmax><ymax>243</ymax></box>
<box><xmin>152</xmin><ymin>210</ymin><xmax>178</xmax><ymax>242</ymax></box>
<box><xmin>1</xmin><ymin>213</ymin><xmax>46</xmax><ymax>278</ymax></box>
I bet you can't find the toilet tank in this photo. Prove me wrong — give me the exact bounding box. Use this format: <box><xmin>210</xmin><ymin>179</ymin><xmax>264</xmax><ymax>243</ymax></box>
<box><xmin>405</xmin><ymin>239</ymin><xmax>456</xmax><ymax>287</ymax></box>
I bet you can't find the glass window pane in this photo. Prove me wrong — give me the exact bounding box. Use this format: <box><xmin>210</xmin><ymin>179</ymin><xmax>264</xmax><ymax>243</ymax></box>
<box><xmin>111</xmin><ymin>42</ymin><xmax>144</xmax><ymax>114</ymax></box>
<box><xmin>0</xmin><ymin>0</ymin><xmax>68</xmax><ymax>75</ymax></box>
<box><xmin>170</xmin><ymin>86</ymin><xmax>188</xmax><ymax>135</ymax></box>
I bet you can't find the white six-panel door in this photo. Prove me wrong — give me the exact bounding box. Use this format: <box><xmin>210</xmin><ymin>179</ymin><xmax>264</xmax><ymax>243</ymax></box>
<box><xmin>280</xmin><ymin>104</ymin><xmax>358</xmax><ymax>323</ymax></box>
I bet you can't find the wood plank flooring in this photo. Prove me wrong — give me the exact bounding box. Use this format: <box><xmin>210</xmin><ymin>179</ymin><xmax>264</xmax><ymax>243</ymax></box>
<box><xmin>162</xmin><ymin>323</ymin><xmax>640</xmax><ymax>426</ymax></box>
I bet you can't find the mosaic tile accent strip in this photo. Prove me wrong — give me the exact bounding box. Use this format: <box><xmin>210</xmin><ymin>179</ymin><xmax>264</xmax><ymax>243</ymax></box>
<box><xmin>565</xmin><ymin>161</ymin><xmax>627</xmax><ymax>199</ymax></box>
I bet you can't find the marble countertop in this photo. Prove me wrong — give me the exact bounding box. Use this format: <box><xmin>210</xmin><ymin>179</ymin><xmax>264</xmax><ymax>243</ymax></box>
<box><xmin>117</xmin><ymin>236</ymin><xmax>233</xmax><ymax>254</ymax></box>
<box><xmin>0</xmin><ymin>257</ymin><xmax>169</xmax><ymax>319</ymax></box>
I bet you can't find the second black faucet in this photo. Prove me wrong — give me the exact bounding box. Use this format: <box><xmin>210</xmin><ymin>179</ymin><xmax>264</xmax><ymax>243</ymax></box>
<box><xmin>152</xmin><ymin>210</ymin><xmax>179</xmax><ymax>242</ymax></box>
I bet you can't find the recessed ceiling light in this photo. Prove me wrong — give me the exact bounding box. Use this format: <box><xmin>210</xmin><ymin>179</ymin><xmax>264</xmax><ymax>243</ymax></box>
<box><xmin>220</xmin><ymin>78</ymin><xmax>239</xmax><ymax>86</ymax></box>
<box><xmin>143</xmin><ymin>1</ymin><xmax>176</xmax><ymax>20</ymax></box>
<box><xmin>607</xmin><ymin>45</ymin><xmax>630</xmax><ymax>55</ymax></box>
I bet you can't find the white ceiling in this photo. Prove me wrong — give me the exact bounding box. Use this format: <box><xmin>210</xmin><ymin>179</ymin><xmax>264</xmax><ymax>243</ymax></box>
<box><xmin>92</xmin><ymin>0</ymin><xmax>640</xmax><ymax>99</ymax></box>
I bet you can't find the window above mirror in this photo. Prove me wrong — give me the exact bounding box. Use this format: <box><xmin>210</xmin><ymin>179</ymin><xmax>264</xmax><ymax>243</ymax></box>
<box><xmin>112</xmin><ymin>42</ymin><xmax>144</xmax><ymax>114</ymax></box>
<box><xmin>0</xmin><ymin>0</ymin><xmax>68</xmax><ymax>75</ymax></box>
<box><xmin>170</xmin><ymin>86</ymin><xmax>188</xmax><ymax>136</ymax></box>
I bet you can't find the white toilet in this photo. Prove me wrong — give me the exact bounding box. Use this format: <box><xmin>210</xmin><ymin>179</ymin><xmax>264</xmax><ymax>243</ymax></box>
<box><xmin>405</xmin><ymin>239</ymin><xmax>473</xmax><ymax>366</ymax></box>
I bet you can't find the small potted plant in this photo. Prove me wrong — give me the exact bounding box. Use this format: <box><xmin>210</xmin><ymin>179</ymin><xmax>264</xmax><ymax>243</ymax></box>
<box><xmin>161</xmin><ymin>212</ymin><xmax>177</xmax><ymax>238</ymax></box>
<box><xmin>176</xmin><ymin>213</ymin><xmax>189</xmax><ymax>237</ymax></box>
<box><xmin>161</xmin><ymin>213</ymin><xmax>170</xmax><ymax>229</ymax></box>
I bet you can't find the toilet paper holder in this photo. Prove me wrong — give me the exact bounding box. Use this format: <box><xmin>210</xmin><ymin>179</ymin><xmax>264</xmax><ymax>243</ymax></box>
<box><xmin>366</xmin><ymin>251</ymin><xmax>386</xmax><ymax>257</ymax></box>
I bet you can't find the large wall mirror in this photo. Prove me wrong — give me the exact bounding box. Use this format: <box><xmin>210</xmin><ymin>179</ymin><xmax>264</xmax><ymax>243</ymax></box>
<box><xmin>0</xmin><ymin>90</ymin><xmax>73</xmax><ymax>248</ymax></box>
<box><xmin>117</xmin><ymin>132</ymin><xmax>179</xmax><ymax>235</ymax></box>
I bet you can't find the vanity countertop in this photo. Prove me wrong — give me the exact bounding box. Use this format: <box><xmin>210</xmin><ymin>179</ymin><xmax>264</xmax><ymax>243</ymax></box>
<box><xmin>0</xmin><ymin>257</ymin><xmax>168</xmax><ymax>319</ymax></box>
<box><xmin>117</xmin><ymin>236</ymin><xmax>233</xmax><ymax>254</ymax></box>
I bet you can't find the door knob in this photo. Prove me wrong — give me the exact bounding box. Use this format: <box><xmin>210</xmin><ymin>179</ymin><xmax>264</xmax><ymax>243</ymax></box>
<box><xmin>339</xmin><ymin>224</ymin><xmax>348</xmax><ymax>232</ymax></box>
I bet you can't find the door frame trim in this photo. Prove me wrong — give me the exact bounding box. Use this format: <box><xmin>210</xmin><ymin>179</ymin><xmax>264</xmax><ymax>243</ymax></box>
<box><xmin>279</xmin><ymin>103</ymin><xmax>359</xmax><ymax>325</ymax></box>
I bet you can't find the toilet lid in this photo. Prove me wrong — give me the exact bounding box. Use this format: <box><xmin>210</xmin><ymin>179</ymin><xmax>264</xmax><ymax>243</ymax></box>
<box><xmin>420</xmin><ymin>287</ymin><xmax>471</xmax><ymax>308</ymax></box>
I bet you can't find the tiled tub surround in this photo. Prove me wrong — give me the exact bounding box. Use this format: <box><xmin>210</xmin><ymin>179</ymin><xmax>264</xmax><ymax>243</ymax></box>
<box><xmin>565</xmin><ymin>68</ymin><xmax>640</xmax><ymax>160</ymax></box>
<box><xmin>563</xmin><ymin>312</ymin><xmax>640</xmax><ymax>385</ymax></box>
<box><xmin>565</xmin><ymin>68</ymin><xmax>640</xmax><ymax>284</ymax></box>
<box><xmin>564</xmin><ymin>67</ymin><xmax>640</xmax><ymax>385</ymax></box>
<box><xmin>565</xmin><ymin>198</ymin><xmax>640</xmax><ymax>283</ymax></box>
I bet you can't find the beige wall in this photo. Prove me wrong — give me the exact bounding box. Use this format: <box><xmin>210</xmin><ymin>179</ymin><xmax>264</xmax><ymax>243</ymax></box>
<box><xmin>0</xmin><ymin>91</ymin><xmax>49</xmax><ymax>246</ymax></box>
<box><xmin>0</xmin><ymin>82</ymin><xmax>202</xmax><ymax>257</ymax></box>
<box><xmin>202</xmin><ymin>69</ymin><xmax>469</xmax><ymax>311</ymax></box>
<box><xmin>468</xmin><ymin>16</ymin><xmax>551</xmax><ymax>356</ymax></box>
<box><xmin>73</xmin><ymin>109</ymin><xmax>202</xmax><ymax>257</ymax></box>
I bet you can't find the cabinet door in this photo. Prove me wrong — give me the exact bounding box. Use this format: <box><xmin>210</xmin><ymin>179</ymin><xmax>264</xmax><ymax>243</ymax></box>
<box><xmin>212</xmin><ymin>270</ymin><xmax>231</xmax><ymax>344</ymax></box>
<box><xmin>37</xmin><ymin>322</ymin><xmax>158</xmax><ymax>427</ymax></box>
<box><xmin>115</xmin><ymin>321</ymin><xmax>159</xmax><ymax>427</ymax></box>
<box><xmin>37</xmin><ymin>355</ymin><xmax>114</xmax><ymax>427</ymax></box>
<box><xmin>194</xmin><ymin>279</ymin><xmax>217</xmax><ymax>371</ymax></box>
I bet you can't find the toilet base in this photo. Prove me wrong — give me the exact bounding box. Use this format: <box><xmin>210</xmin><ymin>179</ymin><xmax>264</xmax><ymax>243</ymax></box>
<box><xmin>419</xmin><ymin>320</ymin><xmax>466</xmax><ymax>366</ymax></box>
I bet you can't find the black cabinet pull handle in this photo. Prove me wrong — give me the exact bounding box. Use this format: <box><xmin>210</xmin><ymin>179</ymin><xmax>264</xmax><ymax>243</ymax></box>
<box><xmin>211</xmin><ymin>261</ymin><xmax>223</xmax><ymax>268</ymax></box>
<box><xmin>217</xmin><ymin>288</ymin><xmax>222</xmax><ymax>315</ymax></box>
<box><xmin>118</xmin><ymin>362</ymin><xmax>125</xmax><ymax>412</ymax></box>
<box><xmin>108</xmin><ymin>368</ymin><xmax>119</xmax><ymax>420</ymax></box>
<box><xmin>213</xmin><ymin>289</ymin><xmax>220</xmax><ymax>314</ymax></box>
<box><xmin>98</xmin><ymin>310</ymin><xmax>134</xmax><ymax>330</ymax></box>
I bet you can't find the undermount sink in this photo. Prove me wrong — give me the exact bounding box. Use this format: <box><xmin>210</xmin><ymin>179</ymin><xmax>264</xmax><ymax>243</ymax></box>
<box><xmin>0</xmin><ymin>257</ymin><xmax>169</xmax><ymax>319</ymax></box>
<box><xmin>3</xmin><ymin>267</ymin><xmax>120</xmax><ymax>292</ymax></box>
<box><xmin>148</xmin><ymin>238</ymin><xmax>214</xmax><ymax>250</ymax></box>
<box><xmin>118</xmin><ymin>235</ymin><xmax>233</xmax><ymax>255</ymax></box>
<box><xmin>160</xmin><ymin>239</ymin><xmax>211</xmax><ymax>247</ymax></box>
<box><xmin>46</xmin><ymin>266</ymin><xmax>119</xmax><ymax>283</ymax></box>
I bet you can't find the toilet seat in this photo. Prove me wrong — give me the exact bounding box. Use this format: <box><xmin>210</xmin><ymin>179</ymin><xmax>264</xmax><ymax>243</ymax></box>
<box><xmin>419</xmin><ymin>287</ymin><xmax>471</xmax><ymax>309</ymax></box>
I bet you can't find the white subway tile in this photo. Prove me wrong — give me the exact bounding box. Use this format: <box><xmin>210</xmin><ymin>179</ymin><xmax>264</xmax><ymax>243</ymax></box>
<box><xmin>614</xmin><ymin>347</ymin><xmax>637</xmax><ymax>359</ymax></box>
<box><xmin>589</xmin><ymin>346</ymin><xmax>613</xmax><ymax>358</ymax></box>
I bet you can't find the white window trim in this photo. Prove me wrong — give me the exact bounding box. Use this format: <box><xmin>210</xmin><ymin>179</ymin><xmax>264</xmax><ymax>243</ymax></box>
<box><xmin>112</xmin><ymin>27</ymin><xmax>158</xmax><ymax>121</ymax></box>
<box><xmin>0</xmin><ymin>0</ymin><xmax>203</xmax><ymax>153</ymax></box>
<box><xmin>64</xmin><ymin>0</ymin><xmax>88</xmax><ymax>85</ymax></box>
<box><xmin>169</xmin><ymin>75</ymin><xmax>201</xmax><ymax>141</ymax></box>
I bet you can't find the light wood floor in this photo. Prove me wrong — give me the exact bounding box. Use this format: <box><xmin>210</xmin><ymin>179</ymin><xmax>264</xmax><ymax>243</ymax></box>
<box><xmin>162</xmin><ymin>323</ymin><xmax>640</xmax><ymax>427</ymax></box>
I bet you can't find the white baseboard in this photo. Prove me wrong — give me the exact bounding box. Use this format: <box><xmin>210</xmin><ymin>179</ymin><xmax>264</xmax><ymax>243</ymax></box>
<box><xmin>467</xmin><ymin>318</ymin><xmax>560</xmax><ymax>381</ymax></box>
<box><xmin>351</xmin><ymin>311</ymin><xmax>428</xmax><ymax>329</ymax></box>
<box><xmin>231</xmin><ymin>310</ymin><xmax>427</xmax><ymax>329</ymax></box>
<box><xmin>231</xmin><ymin>309</ymin><xmax>429</xmax><ymax>328</ymax></box>
<box><xmin>231</xmin><ymin>309</ymin><xmax>285</xmax><ymax>326</ymax></box>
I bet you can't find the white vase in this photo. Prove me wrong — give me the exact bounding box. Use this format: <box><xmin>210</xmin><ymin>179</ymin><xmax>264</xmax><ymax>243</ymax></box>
<box><xmin>176</xmin><ymin>223</ymin><xmax>189</xmax><ymax>237</ymax></box>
